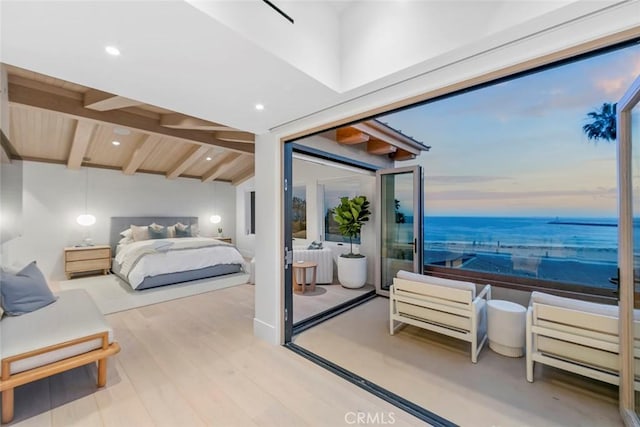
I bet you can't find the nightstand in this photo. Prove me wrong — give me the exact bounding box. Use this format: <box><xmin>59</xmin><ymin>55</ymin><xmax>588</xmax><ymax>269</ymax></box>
<box><xmin>215</xmin><ymin>237</ymin><xmax>232</xmax><ymax>244</ymax></box>
<box><xmin>64</xmin><ymin>245</ymin><xmax>111</xmax><ymax>279</ymax></box>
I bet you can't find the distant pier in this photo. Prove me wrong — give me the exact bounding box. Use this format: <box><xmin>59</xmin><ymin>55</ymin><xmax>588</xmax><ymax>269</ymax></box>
<box><xmin>548</xmin><ymin>220</ymin><xmax>617</xmax><ymax>227</ymax></box>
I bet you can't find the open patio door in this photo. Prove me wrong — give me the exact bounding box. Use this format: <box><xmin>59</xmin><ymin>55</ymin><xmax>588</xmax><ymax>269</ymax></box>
<box><xmin>376</xmin><ymin>165</ymin><xmax>423</xmax><ymax>296</ymax></box>
<box><xmin>618</xmin><ymin>74</ymin><xmax>640</xmax><ymax>426</ymax></box>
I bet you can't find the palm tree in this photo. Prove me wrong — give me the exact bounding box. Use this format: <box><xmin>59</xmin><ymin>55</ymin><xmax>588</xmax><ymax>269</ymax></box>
<box><xmin>583</xmin><ymin>102</ymin><xmax>617</xmax><ymax>142</ymax></box>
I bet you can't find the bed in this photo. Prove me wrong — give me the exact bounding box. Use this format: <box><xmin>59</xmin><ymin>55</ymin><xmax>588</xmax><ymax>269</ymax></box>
<box><xmin>110</xmin><ymin>216</ymin><xmax>246</xmax><ymax>290</ymax></box>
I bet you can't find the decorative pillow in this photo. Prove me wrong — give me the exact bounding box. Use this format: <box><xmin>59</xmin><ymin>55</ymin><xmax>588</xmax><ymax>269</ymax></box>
<box><xmin>130</xmin><ymin>225</ymin><xmax>149</xmax><ymax>242</ymax></box>
<box><xmin>166</xmin><ymin>225</ymin><xmax>176</xmax><ymax>238</ymax></box>
<box><xmin>0</xmin><ymin>261</ymin><xmax>58</xmax><ymax>316</ymax></box>
<box><xmin>175</xmin><ymin>224</ymin><xmax>191</xmax><ymax>238</ymax></box>
<box><xmin>119</xmin><ymin>228</ymin><xmax>132</xmax><ymax>239</ymax></box>
<box><xmin>148</xmin><ymin>224</ymin><xmax>168</xmax><ymax>239</ymax></box>
<box><xmin>307</xmin><ymin>241</ymin><xmax>323</xmax><ymax>250</ymax></box>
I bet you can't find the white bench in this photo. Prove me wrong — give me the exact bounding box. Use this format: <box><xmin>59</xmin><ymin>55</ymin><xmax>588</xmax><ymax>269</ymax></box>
<box><xmin>390</xmin><ymin>271</ymin><xmax>491</xmax><ymax>363</ymax></box>
<box><xmin>0</xmin><ymin>289</ymin><xmax>120</xmax><ymax>423</ymax></box>
<box><xmin>526</xmin><ymin>291</ymin><xmax>639</xmax><ymax>389</ymax></box>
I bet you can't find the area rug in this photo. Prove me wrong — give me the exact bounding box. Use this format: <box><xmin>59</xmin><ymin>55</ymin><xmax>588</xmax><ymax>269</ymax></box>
<box><xmin>57</xmin><ymin>272</ymin><xmax>250</xmax><ymax>314</ymax></box>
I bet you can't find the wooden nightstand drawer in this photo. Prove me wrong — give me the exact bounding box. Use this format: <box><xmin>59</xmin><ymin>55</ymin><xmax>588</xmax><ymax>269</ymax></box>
<box><xmin>216</xmin><ymin>237</ymin><xmax>232</xmax><ymax>244</ymax></box>
<box><xmin>64</xmin><ymin>245</ymin><xmax>111</xmax><ymax>279</ymax></box>
<box><xmin>66</xmin><ymin>258</ymin><xmax>110</xmax><ymax>273</ymax></box>
<box><xmin>66</xmin><ymin>248</ymin><xmax>110</xmax><ymax>262</ymax></box>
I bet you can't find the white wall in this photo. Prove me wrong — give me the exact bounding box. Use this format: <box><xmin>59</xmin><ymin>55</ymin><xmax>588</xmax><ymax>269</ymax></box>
<box><xmin>0</xmin><ymin>161</ymin><xmax>236</xmax><ymax>280</ymax></box>
<box><xmin>235</xmin><ymin>176</ymin><xmax>256</xmax><ymax>258</ymax></box>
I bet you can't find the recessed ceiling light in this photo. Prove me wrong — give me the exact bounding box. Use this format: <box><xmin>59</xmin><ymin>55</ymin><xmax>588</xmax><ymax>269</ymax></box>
<box><xmin>206</xmin><ymin>157</ymin><xmax>212</xmax><ymax>161</ymax></box>
<box><xmin>255</xmin><ymin>103</ymin><xmax>265</xmax><ymax>111</ymax></box>
<box><xmin>105</xmin><ymin>46</ymin><xmax>121</xmax><ymax>56</ymax></box>
<box><xmin>112</xmin><ymin>140</ymin><xmax>121</xmax><ymax>146</ymax></box>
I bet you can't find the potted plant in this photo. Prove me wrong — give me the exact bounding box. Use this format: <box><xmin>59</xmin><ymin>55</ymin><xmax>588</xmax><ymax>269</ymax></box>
<box><xmin>217</xmin><ymin>227</ymin><xmax>223</xmax><ymax>237</ymax></box>
<box><xmin>332</xmin><ymin>195</ymin><xmax>371</xmax><ymax>288</ymax></box>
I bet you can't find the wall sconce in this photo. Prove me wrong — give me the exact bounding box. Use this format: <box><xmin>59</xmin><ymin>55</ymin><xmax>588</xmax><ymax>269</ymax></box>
<box><xmin>209</xmin><ymin>215</ymin><xmax>221</xmax><ymax>224</ymax></box>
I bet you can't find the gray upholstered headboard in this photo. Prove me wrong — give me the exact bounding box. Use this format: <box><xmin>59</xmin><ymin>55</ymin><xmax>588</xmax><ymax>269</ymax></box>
<box><xmin>109</xmin><ymin>216</ymin><xmax>198</xmax><ymax>253</ymax></box>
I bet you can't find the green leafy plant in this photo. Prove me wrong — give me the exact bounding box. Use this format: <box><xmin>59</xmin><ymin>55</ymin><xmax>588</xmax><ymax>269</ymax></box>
<box><xmin>331</xmin><ymin>195</ymin><xmax>371</xmax><ymax>258</ymax></box>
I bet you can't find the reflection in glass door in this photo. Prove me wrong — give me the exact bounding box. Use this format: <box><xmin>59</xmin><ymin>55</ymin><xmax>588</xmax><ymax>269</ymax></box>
<box><xmin>618</xmin><ymin>74</ymin><xmax>640</xmax><ymax>425</ymax></box>
<box><xmin>376</xmin><ymin>166</ymin><xmax>423</xmax><ymax>294</ymax></box>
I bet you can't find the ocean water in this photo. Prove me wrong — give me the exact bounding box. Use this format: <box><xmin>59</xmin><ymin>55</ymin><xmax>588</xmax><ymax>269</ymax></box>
<box><xmin>392</xmin><ymin>216</ymin><xmax>625</xmax><ymax>288</ymax></box>
<box><xmin>423</xmin><ymin>216</ymin><xmax>619</xmax><ymax>250</ymax></box>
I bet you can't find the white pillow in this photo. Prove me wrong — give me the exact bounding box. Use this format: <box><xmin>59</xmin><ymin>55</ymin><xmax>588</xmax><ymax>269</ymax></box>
<box><xmin>120</xmin><ymin>228</ymin><xmax>132</xmax><ymax>238</ymax></box>
<box><xmin>130</xmin><ymin>225</ymin><xmax>150</xmax><ymax>242</ymax></box>
<box><xmin>118</xmin><ymin>236</ymin><xmax>133</xmax><ymax>245</ymax></box>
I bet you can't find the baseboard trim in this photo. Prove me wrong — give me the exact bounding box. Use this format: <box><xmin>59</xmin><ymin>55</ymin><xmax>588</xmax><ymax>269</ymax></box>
<box><xmin>253</xmin><ymin>317</ymin><xmax>278</xmax><ymax>344</ymax></box>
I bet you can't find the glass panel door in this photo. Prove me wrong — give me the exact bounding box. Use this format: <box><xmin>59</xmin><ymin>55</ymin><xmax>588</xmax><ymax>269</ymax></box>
<box><xmin>376</xmin><ymin>165</ymin><xmax>423</xmax><ymax>294</ymax></box>
<box><xmin>618</xmin><ymin>75</ymin><xmax>640</xmax><ymax>425</ymax></box>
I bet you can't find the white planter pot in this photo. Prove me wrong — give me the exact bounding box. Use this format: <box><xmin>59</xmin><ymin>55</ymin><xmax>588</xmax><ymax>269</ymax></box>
<box><xmin>338</xmin><ymin>255</ymin><xmax>367</xmax><ymax>289</ymax></box>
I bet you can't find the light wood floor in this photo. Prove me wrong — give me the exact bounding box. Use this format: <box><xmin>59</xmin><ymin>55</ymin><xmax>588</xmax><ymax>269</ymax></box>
<box><xmin>6</xmin><ymin>285</ymin><xmax>422</xmax><ymax>427</ymax></box>
<box><xmin>294</xmin><ymin>297</ymin><xmax>623</xmax><ymax>427</ymax></box>
<box><xmin>293</xmin><ymin>283</ymin><xmax>374</xmax><ymax>324</ymax></box>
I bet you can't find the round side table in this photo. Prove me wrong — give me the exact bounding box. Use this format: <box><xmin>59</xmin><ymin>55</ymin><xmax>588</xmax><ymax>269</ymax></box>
<box><xmin>487</xmin><ymin>300</ymin><xmax>527</xmax><ymax>357</ymax></box>
<box><xmin>292</xmin><ymin>261</ymin><xmax>317</xmax><ymax>294</ymax></box>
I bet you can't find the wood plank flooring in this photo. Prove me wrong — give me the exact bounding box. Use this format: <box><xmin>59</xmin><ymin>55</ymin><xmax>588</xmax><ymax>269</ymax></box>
<box><xmin>293</xmin><ymin>283</ymin><xmax>374</xmax><ymax>324</ymax></box>
<box><xmin>6</xmin><ymin>285</ymin><xmax>422</xmax><ymax>427</ymax></box>
<box><xmin>295</xmin><ymin>297</ymin><xmax>623</xmax><ymax>427</ymax></box>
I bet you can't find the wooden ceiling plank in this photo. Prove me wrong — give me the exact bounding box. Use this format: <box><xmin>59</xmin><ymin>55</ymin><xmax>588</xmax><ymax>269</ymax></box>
<box><xmin>123</xmin><ymin>135</ymin><xmax>162</xmax><ymax>175</ymax></box>
<box><xmin>201</xmin><ymin>152</ymin><xmax>244</xmax><ymax>182</ymax></box>
<box><xmin>367</xmin><ymin>139</ymin><xmax>397</xmax><ymax>155</ymax></box>
<box><xmin>84</xmin><ymin>89</ymin><xmax>144</xmax><ymax>111</ymax></box>
<box><xmin>166</xmin><ymin>145</ymin><xmax>211</xmax><ymax>179</ymax></box>
<box><xmin>160</xmin><ymin>113</ymin><xmax>232</xmax><ymax>131</ymax></box>
<box><xmin>214</xmin><ymin>130</ymin><xmax>255</xmax><ymax>144</ymax></box>
<box><xmin>231</xmin><ymin>165</ymin><xmax>255</xmax><ymax>186</ymax></box>
<box><xmin>336</xmin><ymin>127</ymin><xmax>370</xmax><ymax>145</ymax></box>
<box><xmin>67</xmin><ymin>121</ymin><xmax>96</xmax><ymax>169</ymax></box>
<box><xmin>8</xmin><ymin>83</ymin><xmax>254</xmax><ymax>154</ymax></box>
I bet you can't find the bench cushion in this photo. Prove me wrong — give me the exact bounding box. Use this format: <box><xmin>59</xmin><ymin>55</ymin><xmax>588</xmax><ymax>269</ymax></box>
<box><xmin>530</xmin><ymin>291</ymin><xmax>640</xmax><ymax>320</ymax></box>
<box><xmin>0</xmin><ymin>289</ymin><xmax>114</xmax><ymax>374</ymax></box>
<box><xmin>396</xmin><ymin>270</ymin><xmax>476</xmax><ymax>298</ymax></box>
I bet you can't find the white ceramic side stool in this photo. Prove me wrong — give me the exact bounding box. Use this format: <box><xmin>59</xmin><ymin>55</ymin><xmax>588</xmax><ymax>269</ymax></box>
<box><xmin>487</xmin><ymin>299</ymin><xmax>526</xmax><ymax>357</ymax></box>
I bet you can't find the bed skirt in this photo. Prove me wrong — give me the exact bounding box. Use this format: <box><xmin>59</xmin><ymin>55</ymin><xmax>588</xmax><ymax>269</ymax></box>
<box><xmin>112</xmin><ymin>262</ymin><xmax>243</xmax><ymax>290</ymax></box>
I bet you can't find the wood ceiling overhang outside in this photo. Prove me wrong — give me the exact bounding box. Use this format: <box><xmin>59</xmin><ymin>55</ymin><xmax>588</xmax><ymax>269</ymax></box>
<box><xmin>3</xmin><ymin>65</ymin><xmax>255</xmax><ymax>185</ymax></box>
<box><xmin>336</xmin><ymin>119</ymin><xmax>430</xmax><ymax>160</ymax></box>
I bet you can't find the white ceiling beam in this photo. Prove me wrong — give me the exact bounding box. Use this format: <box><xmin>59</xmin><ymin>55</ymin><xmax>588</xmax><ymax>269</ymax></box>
<box><xmin>8</xmin><ymin>83</ymin><xmax>254</xmax><ymax>154</ymax></box>
<box><xmin>67</xmin><ymin>121</ymin><xmax>96</xmax><ymax>169</ymax></box>
<box><xmin>84</xmin><ymin>89</ymin><xmax>144</xmax><ymax>111</ymax></box>
<box><xmin>166</xmin><ymin>145</ymin><xmax>211</xmax><ymax>179</ymax></box>
<box><xmin>201</xmin><ymin>152</ymin><xmax>244</xmax><ymax>182</ymax></box>
<box><xmin>123</xmin><ymin>134</ymin><xmax>162</xmax><ymax>175</ymax></box>
<box><xmin>160</xmin><ymin>113</ymin><xmax>232</xmax><ymax>131</ymax></box>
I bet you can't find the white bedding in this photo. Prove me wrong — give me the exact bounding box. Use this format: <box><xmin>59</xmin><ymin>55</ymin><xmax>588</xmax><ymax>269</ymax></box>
<box><xmin>115</xmin><ymin>237</ymin><xmax>245</xmax><ymax>289</ymax></box>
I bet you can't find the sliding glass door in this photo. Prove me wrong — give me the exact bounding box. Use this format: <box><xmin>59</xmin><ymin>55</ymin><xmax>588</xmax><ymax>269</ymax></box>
<box><xmin>618</xmin><ymin>74</ymin><xmax>640</xmax><ymax>425</ymax></box>
<box><xmin>376</xmin><ymin>165</ymin><xmax>423</xmax><ymax>295</ymax></box>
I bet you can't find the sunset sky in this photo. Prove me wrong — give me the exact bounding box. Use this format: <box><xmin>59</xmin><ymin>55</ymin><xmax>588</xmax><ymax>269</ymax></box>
<box><xmin>381</xmin><ymin>42</ymin><xmax>640</xmax><ymax>218</ymax></box>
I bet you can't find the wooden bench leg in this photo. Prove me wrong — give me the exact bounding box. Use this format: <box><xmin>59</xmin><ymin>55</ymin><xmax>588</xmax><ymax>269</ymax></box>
<box><xmin>97</xmin><ymin>359</ymin><xmax>107</xmax><ymax>387</ymax></box>
<box><xmin>2</xmin><ymin>388</ymin><xmax>14</xmax><ymax>424</ymax></box>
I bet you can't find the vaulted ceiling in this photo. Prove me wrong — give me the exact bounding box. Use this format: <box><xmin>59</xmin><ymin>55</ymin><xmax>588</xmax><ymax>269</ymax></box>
<box><xmin>3</xmin><ymin>65</ymin><xmax>255</xmax><ymax>184</ymax></box>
